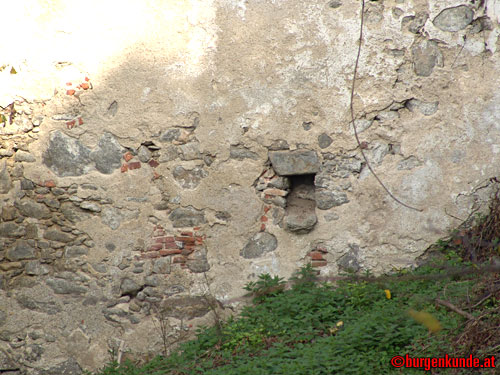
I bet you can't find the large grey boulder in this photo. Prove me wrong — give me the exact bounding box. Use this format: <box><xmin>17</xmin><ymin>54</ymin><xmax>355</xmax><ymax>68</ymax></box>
<box><xmin>315</xmin><ymin>189</ymin><xmax>349</xmax><ymax>210</ymax></box>
<box><xmin>169</xmin><ymin>206</ymin><xmax>206</xmax><ymax>227</ymax></box>
<box><xmin>6</xmin><ymin>240</ymin><xmax>36</xmax><ymax>261</ymax></box>
<box><xmin>433</xmin><ymin>6</ymin><xmax>474</xmax><ymax>32</ymax></box>
<box><xmin>412</xmin><ymin>40</ymin><xmax>443</xmax><ymax>77</ymax></box>
<box><xmin>15</xmin><ymin>199</ymin><xmax>51</xmax><ymax>219</ymax></box>
<box><xmin>43</xmin><ymin>131</ymin><xmax>92</xmax><ymax>176</ymax></box>
<box><xmin>0</xmin><ymin>222</ymin><xmax>25</xmax><ymax>237</ymax></box>
<box><xmin>90</xmin><ymin>133</ymin><xmax>124</xmax><ymax>174</ymax></box>
<box><xmin>269</xmin><ymin>150</ymin><xmax>320</xmax><ymax>176</ymax></box>
<box><xmin>240</xmin><ymin>232</ymin><xmax>278</xmax><ymax>258</ymax></box>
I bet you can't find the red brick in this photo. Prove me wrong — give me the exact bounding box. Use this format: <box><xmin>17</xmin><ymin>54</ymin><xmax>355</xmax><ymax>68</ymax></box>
<box><xmin>149</xmin><ymin>243</ymin><xmax>163</xmax><ymax>251</ymax></box>
<box><xmin>309</xmin><ymin>251</ymin><xmax>325</xmax><ymax>261</ymax></box>
<box><xmin>128</xmin><ymin>162</ymin><xmax>141</xmax><ymax>170</ymax></box>
<box><xmin>260</xmin><ymin>215</ymin><xmax>268</xmax><ymax>222</ymax></box>
<box><xmin>180</xmin><ymin>231</ymin><xmax>193</xmax><ymax>237</ymax></box>
<box><xmin>193</xmin><ymin>227</ymin><xmax>201</xmax><ymax>231</ymax></box>
<box><xmin>66</xmin><ymin>89</ymin><xmax>75</xmax><ymax>96</ymax></box>
<box><xmin>159</xmin><ymin>249</ymin><xmax>182</xmax><ymax>256</ymax></box>
<box><xmin>311</xmin><ymin>260</ymin><xmax>327</xmax><ymax>267</ymax></box>
<box><xmin>66</xmin><ymin>120</ymin><xmax>76</xmax><ymax>129</ymax></box>
<box><xmin>123</xmin><ymin>152</ymin><xmax>134</xmax><ymax>162</ymax></box>
<box><xmin>164</xmin><ymin>243</ymin><xmax>180</xmax><ymax>250</ymax></box>
<box><xmin>78</xmin><ymin>117</ymin><xmax>84</xmax><ymax>125</ymax></box>
<box><xmin>44</xmin><ymin>180</ymin><xmax>56</xmax><ymax>188</ymax></box>
<box><xmin>142</xmin><ymin>251</ymin><xmax>159</xmax><ymax>259</ymax></box>
<box><xmin>260</xmin><ymin>223</ymin><xmax>266</xmax><ymax>232</ymax></box>
<box><xmin>175</xmin><ymin>236</ymin><xmax>195</xmax><ymax>245</ymax></box>
<box><xmin>121</xmin><ymin>164</ymin><xmax>128</xmax><ymax>173</ymax></box>
<box><xmin>315</xmin><ymin>246</ymin><xmax>328</xmax><ymax>253</ymax></box>
<box><xmin>173</xmin><ymin>256</ymin><xmax>186</xmax><ymax>263</ymax></box>
<box><xmin>264</xmin><ymin>205</ymin><xmax>271</xmax><ymax>213</ymax></box>
<box><xmin>81</xmin><ymin>82</ymin><xmax>90</xmax><ymax>90</ymax></box>
<box><xmin>156</xmin><ymin>236</ymin><xmax>176</xmax><ymax>244</ymax></box>
<box><xmin>148</xmin><ymin>159</ymin><xmax>159</xmax><ymax>168</ymax></box>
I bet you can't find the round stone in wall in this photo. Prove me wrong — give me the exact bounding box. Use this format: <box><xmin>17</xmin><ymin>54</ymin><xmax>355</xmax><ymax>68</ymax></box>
<box><xmin>318</xmin><ymin>133</ymin><xmax>333</xmax><ymax>149</ymax></box>
<box><xmin>240</xmin><ymin>232</ymin><xmax>278</xmax><ymax>259</ymax></box>
<box><xmin>433</xmin><ymin>6</ymin><xmax>474</xmax><ymax>32</ymax></box>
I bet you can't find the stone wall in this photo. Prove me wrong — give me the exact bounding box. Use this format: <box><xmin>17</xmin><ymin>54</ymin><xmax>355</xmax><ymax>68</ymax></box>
<box><xmin>1</xmin><ymin>0</ymin><xmax>500</xmax><ymax>373</ymax></box>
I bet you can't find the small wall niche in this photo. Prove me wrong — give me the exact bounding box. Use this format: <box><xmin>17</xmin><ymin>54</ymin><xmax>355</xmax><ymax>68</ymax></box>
<box><xmin>284</xmin><ymin>174</ymin><xmax>317</xmax><ymax>234</ymax></box>
<box><xmin>288</xmin><ymin>174</ymin><xmax>315</xmax><ymax>201</ymax></box>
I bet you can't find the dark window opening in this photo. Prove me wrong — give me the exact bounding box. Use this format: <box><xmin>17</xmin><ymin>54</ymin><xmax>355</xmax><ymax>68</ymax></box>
<box><xmin>288</xmin><ymin>174</ymin><xmax>316</xmax><ymax>202</ymax></box>
<box><xmin>284</xmin><ymin>174</ymin><xmax>317</xmax><ymax>234</ymax></box>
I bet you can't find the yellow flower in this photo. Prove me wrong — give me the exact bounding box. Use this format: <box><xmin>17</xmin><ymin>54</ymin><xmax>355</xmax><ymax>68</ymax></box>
<box><xmin>328</xmin><ymin>327</ymin><xmax>338</xmax><ymax>334</ymax></box>
<box><xmin>408</xmin><ymin>309</ymin><xmax>442</xmax><ymax>333</ymax></box>
<box><xmin>328</xmin><ymin>321</ymin><xmax>343</xmax><ymax>335</ymax></box>
<box><xmin>384</xmin><ymin>289</ymin><xmax>391</xmax><ymax>299</ymax></box>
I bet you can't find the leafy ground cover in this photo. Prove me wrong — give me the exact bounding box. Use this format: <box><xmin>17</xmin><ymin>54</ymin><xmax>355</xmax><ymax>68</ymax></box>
<box><xmin>94</xmin><ymin>195</ymin><xmax>500</xmax><ymax>375</ymax></box>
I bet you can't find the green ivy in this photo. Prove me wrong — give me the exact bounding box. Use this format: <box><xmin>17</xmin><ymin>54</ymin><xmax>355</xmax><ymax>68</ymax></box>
<box><xmin>95</xmin><ymin>259</ymin><xmax>483</xmax><ymax>375</ymax></box>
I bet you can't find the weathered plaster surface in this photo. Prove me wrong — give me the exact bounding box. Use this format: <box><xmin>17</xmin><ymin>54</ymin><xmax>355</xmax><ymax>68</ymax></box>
<box><xmin>1</xmin><ymin>0</ymin><xmax>500</xmax><ymax>372</ymax></box>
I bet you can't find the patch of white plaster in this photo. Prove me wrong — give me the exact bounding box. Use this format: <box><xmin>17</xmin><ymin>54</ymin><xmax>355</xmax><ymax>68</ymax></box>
<box><xmin>141</xmin><ymin>87</ymin><xmax>151</xmax><ymax>102</ymax></box>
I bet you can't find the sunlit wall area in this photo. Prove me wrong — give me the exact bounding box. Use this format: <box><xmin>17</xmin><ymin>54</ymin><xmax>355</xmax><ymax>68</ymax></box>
<box><xmin>0</xmin><ymin>0</ymin><xmax>217</xmax><ymax>106</ymax></box>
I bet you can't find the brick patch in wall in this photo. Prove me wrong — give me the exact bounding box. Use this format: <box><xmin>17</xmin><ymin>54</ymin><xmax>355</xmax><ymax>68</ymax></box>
<box><xmin>311</xmin><ymin>260</ymin><xmax>327</xmax><ymax>267</ymax></box>
<box><xmin>309</xmin><ymin>251</ymin><xmax>324</xmax><ymax>261</ymax></box>
<box><xmin>123</xmin><ymin>152</ymin><xmax>134</xmax><ymax>162</ymax></box>
<box><xmin>138</xmin><ymin>225</ymin><xmax>207</xmax><ymax>272</ymax></box>
<box><xmin>259</xmin><ymin>205</ymin><xmax>272</xmax><ymax>232</ymax></box>
<box><xmin>128</xmin><ymin>162</ymin><xmax>141</xmax><ymax>170</ymax></box>
<box><xmin>308</xmin><ymin>245</ymin><xmax>328</xmax><ymax>267</ymax></box>
<box><xmin>121</xmin><ymin>151</ymin><xmax>161</xmax><ymax>174</ymax></box>
<box><xmin>148</xmin><ymin>159</ymin><xmax>159</xmax><ymax>168</ymax></box>
<box><xmin>65</xmin><ymin>116</ymin><xmax>83</xmax><ymax>129</ymax></box>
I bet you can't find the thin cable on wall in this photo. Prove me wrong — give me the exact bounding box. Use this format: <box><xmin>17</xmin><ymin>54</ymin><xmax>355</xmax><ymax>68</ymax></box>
<box><xmin>349</xmin><ymin>0</ymin><xmax>423</xmax><ymax>212</ymax></box>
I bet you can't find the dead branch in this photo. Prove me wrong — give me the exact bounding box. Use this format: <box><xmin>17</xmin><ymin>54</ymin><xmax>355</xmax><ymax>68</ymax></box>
<box><xmin>436</xmin><ymin>298</ymin><xmax>476</xmax><ymax>321</ymax></box>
